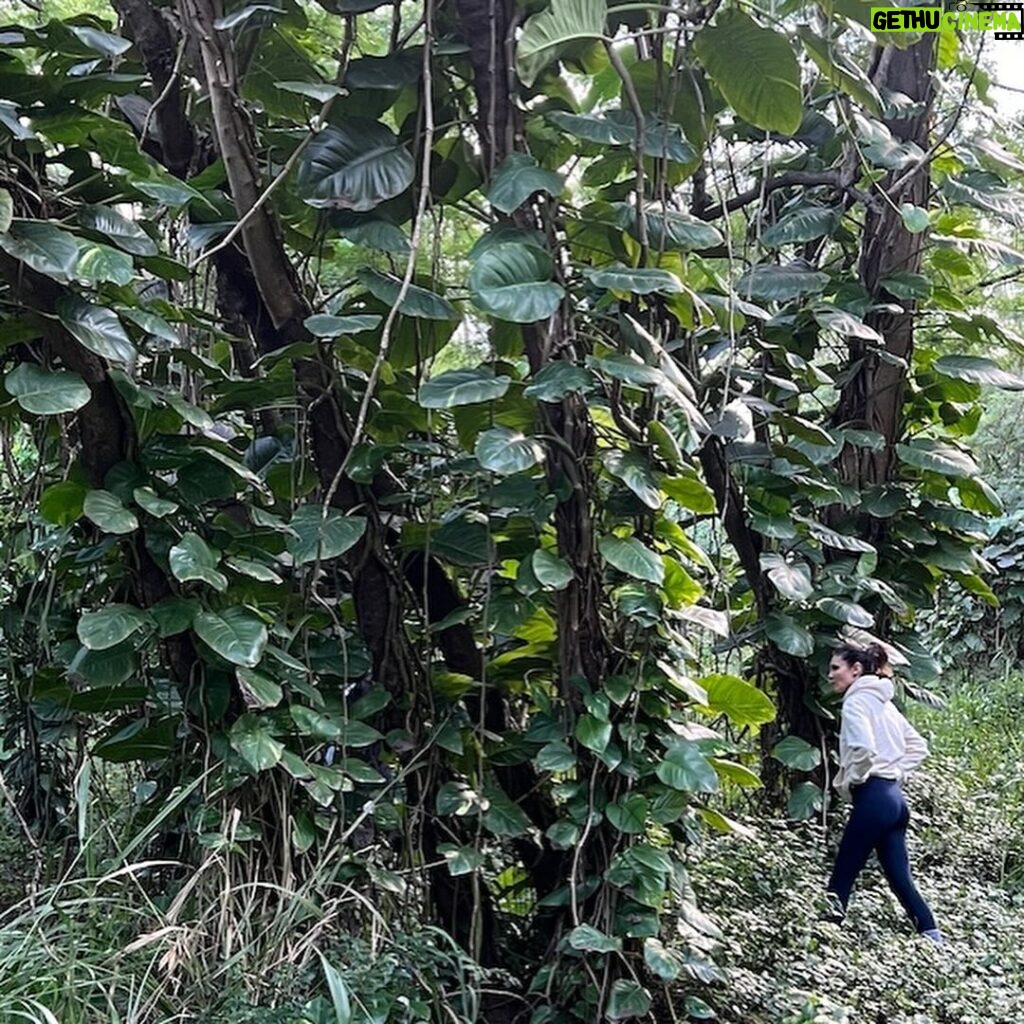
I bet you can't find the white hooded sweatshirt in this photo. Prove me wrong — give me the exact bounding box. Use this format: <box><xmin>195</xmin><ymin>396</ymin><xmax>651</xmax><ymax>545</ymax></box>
<box><xmin>834</xmin><ymin>674</ymin><xmax>929</xmax><ymax>801</ymax></box>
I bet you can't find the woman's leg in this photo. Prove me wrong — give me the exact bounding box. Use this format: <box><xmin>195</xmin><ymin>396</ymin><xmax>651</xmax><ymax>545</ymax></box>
<box><xmin>874</xmin><ymin>801</ymin><xmax>938</xmax><ymax>933</ymax></box>
<box><xmin>827</xmin><ymin>799</ymin><xmax>880</xmax><ymax>910</ymax></box>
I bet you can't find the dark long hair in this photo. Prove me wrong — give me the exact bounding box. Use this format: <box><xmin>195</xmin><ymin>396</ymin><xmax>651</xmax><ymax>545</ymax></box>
<box><xmin>832</xmin><ymin>641</ymin><xmax>891</xmax><ymax>677</ymax></box>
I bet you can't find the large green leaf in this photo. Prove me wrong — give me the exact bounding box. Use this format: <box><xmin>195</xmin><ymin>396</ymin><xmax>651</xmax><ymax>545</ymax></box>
<box><xmin>523</xmin><ymin>362</ymin><xmax>596</xmax><ymax>402</ymax></box>
<box><xmin>194</xmin><ymin>608</ymin><xmax>268</xmax><ymax>668</ymax></box>
<box><xmin>297</xmin><ymin>119</ymin><xmax>414</xmax><ymax>212</ymax></box>
<box><xmin>0</xmin><ymin>220</ymin><xmax>80</xmax><ymax>278</ymax></box>
<box><xmin>737</xmin><ymin>263</ymin><xmax>829</xmax><ymax>301</ymax></box>
<box><xmin>656</xmin><ymin>740</ymin><xmax>720</xmax><ymax>793</ymax></box>
<box><xmin>604</xmin><ymin>451</ymin><xmax>661</xmax><ymax>509</ymax></box>
<box><xmin>896</xmin><ymin>438</ymin><xmax>979</xmax><ymax>479</ymax></box>
<box><xmin>772</xmin><ymin>735</ymin><xmax>821</xmax><ymax>772</ymax></box>
<box><xmin>598</xmin><ymin>536</ymin><xmax>664</xmax><ymax>585</ymax></box>
<box><xmin>606</xmin><ymin>793</ymin><xmax>648</xmax><ymax>834</ymax></box>
<box><xmin>0</xmin><ymin>188</ymin><xmax>12</xmax><ymax>234</ymax></box>
<box><xmin>417</xmin><ymin>367</ymin><xmax>511</xmax><ymax>409</ymax></box>
<box><xmin>288</xmin><ymin>506</ymin><xmax>367</xmax><ymax>564</ymax></box>
<box><xmin>698</xmin><ymin>673</ymin><xmax>776</xmax><ymax>726</ymax></box>
<box><xmin>798</xmin><ymin>27</ymin><xmax>882</xmax><ymax>116</ymax></box>
<box><xmin>661</xmin><ymin>475</ymin><xmax>716</xmax><ymax>514</ymax></box>
<box><xmin>584</xmin><ymin>263</ymin><xmax>682</xmax><ymax>295</ymax></box>
<box><xmin>549</xmin><ymin>110</ymin><xmax>695</xmax><ymax>162</ymax></box>
<box><xmin>567</xmin><ymin>924</ymin><xmax>621</xmax><ymax>953</ymax></box>
<box><xmin>788</xmin><ymin>781</ymin><xmax>824</xmax><ymax>820</ymax></box>
<box><xmin>816</xmin><ymin>597</ymin><xmax>874</xmax><ymax>628</ymax></box>
<box><xmin>933</xmin><ymin>355</ymin><xmax>1024</xmax><ymax>390</ymax></box>
<box><xmin>56</xmin><ymin>297</ymin><xmax>135</xmax><ymax>365</ymax></box>
<box><xmin>762</xmin><ymin>204</ymin><xmax>839</xmax><ymax>248</ymax></box>
<box><xmin>606</xmin><ymin>980</ymin><xmax>652</xmax><ymax>1021</ymax></box>
<box><xmin>304</xmin><ymin>313</ymin><xmax>381</xmax><ymax>337</ymax></box>
<box><xmin>487</xmin><ymin>153</ymin><xmax>564</xmax><ymax>214</ymax></box>
<box><xmin>94</xmin><ymin>717</ymin><xmax>178</xmax><ymax>762</ymax></box>
<box><xmin>133</xmin><ymin>486</ymin><xmax>179</xmax><ymax>518</ymax></box>
<box><xmin>344</xmin><ymin>48</ymin><xmax>423</xmax><ymax>90</ymax></box>
<box><xmin>79</xmin><ymin>205</ymin><xmax>158</xmax><ymax>256</ymax></box>
<box><xmin>78</xmin><ymin>604</ymin><xmax>150</xmax><ymax>651</ymax></box>
<box><xmin>764</xmin><ymin>613</ymin><xmax>815</xmax><ymax>657</ymax></box>
<box><xmin>469</xmin><ymin>243</ymin><xmax>564</xmax><ymax>322</ymax></box>
<box><xmin>620</xmin><ymin>204</ymin><xmax>724</xmax><ymax>251</ymax></box>
<box><xmin>83</xmin><ymin>489</ymin><xmax>138</xmax><ymax>534</ymax></box>
<box><xmin>575</xmin><ymin>714</ymin><xmax>611</xmax><ymax>754</ymax></box>
<box><xmin>40</xmin><ymin>481</ymin><xmax>88</xmax><ymax>525</ymax></box>
<box><xmin>760</xmin><ymin>554</ymin><xmax>814</xmax><ymax>601</ymax></box>
<box><xmin>516</xmin><ymin>0</ymin><xmax>607</xmax><ymax>86</ymax></box>
<box><xmin>356</xmin><ymin>268</ymin><xmax>457</xmax><ymax>320</ymax></box>
<box><xmin>694</xmin><ymin>9</ymin><xmax>802</xmax><ymax>134</ymax></box>
<box><xmin>532</xmin><ymin>548</ymin><xmax>574</xmax><ymax>590</ymax></box>
<box><xmin>169</xmin><ymin>532</ymin><xmax>228</xmax><ymax>591</ymax></box>
<box><xmin>229</xmin><ymin>714</ymin><xmax>284</xmax><ymax>773</ymax></box>
<box><xmin>5</xmin><ymin>363</ymin><xmax>90</xmax><ymax>415</ymax></box>
<box><xmin>73</xmin><ymin>242</ymin><xmax>135</xmax><ymax>286</ymax></box>
<box><xmin>475</xmin><ymin>426</ymin><xmax>545</xmax><ymax>474</ymax></box>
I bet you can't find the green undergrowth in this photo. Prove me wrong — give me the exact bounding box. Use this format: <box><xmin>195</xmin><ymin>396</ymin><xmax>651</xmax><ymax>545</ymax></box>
<box><xmin>0</xmin><ymin>674</ymin><xmax>1021</xmax><ymax>1023</ymax></box>
<box><xmin>688</xmin><ymin>672</ymin><xmax>1024</xmax><ymax>1024</ymax></box>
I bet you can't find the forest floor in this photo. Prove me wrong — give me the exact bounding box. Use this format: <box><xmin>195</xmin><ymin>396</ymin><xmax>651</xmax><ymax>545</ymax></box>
<box><xmin>691</xmin><ymin>673</ymin><xmax>1024</xmax><ymax>1024</ymax></box>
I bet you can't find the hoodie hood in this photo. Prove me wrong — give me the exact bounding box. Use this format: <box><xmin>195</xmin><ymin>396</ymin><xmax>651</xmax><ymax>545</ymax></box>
<box><xmin>843</xmin><ymin>673</ymin><xmax>894</xmax><ymax>704</ymax></box>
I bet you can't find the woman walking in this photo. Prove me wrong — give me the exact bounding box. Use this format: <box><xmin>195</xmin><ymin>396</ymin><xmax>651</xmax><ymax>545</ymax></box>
<box><xmin>825</xmin><ymin>641</ymin><xmax>943</xmax><ymax>944</ymax></box>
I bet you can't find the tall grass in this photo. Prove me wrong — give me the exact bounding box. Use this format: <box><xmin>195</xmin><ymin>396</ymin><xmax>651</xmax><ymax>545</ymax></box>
<box><xmin>0</xmin><ymin>774</ymin><xmax>491</xmax><ymax>1024</ymax></box>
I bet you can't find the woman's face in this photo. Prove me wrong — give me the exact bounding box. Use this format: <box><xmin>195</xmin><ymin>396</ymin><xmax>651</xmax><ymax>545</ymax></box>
<box><xmin>828</xmin><ymin>654</ymin><xmax>862</xmax><ymax>695</ymax></box>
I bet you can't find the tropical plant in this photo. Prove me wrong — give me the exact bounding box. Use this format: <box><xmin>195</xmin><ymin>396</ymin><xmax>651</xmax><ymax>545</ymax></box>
<box><xmin>1</xmin><ymin>0</ymin><xmax>1023</xmax><ymax>1019</ymax></box>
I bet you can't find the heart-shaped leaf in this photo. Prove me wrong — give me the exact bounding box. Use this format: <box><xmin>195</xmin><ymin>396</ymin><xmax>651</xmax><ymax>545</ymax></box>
<box><xmin>78</xmin><ymin>604</ymin><xmax>150</xmax><ymax>651</ymax></box>
<box><xmin>764</xmin><ymin>613</ymin><xmax>815</xmax><ymax>657</ymax></box>
<box><xmin>772</xmin><ymin>735</ymin><xmax>822</xmax><ymax>772</ymax></box>
<box><xmin>418</xmin><ymin>367</ymin><xmax>511</xmax><ymax>409</ymax></box>
<box><xmin>356</xmin><ymin>268</ymin><xmax>457</xmax><ymax>320</ymax></box>
<box><xmin>297</xmin><ymin>119</ymin><xmax>414</xmax><ymax>212</ymax></box>
<box><xmin>169</xmin><ymin>532</ymin><xmax>228</xmax><ymax>591</ymax></box>
<box><xmin>516</xmin><ymin>0</ymin><xmax>607</xmax><ymax>86</ymax></box>
<box><xmin>0</xmin><ymin>220</ymin><xmax>80</xmax><ymax>278</ymax></box>
<box><xmin>698</xmin><ymin>673</ymin><xmax>776</xmax><ymax>726</ymax></box>
<box><xmin>475</xmin><ymin>426</ymin><xmax>545</xmax><ymax>474</ymax></box>
<box><xmin>5</xmin><ymin>363</ymin><xmax>90</xmax><ymax>415</ymax></box>
<box><xmin>133</xmin><ymin>486</ymin><xmax>179</xmax><ymax>517</ymax></box>
<box><xmin>487</xmin><ymin>152</ymin><xmax>564</xmax><ymax>214</ymax></box>
<box><xmin>304</xmin><ymin>313</ymin><xmax>382</xmax><ymax>337</ymax></box>
<box><xmin>40</xmin><ymin>481</ymin><xmax>88</xmax><ymax>525</ymax></box>
<box><xmin>56</xmin><ymin>296</ymin><xmax>135</xmax><ymax>365</ymax></box>
<box><xmin>83</xmin><ymin>489</ymin><xmax>138</xmax><ymax>534</ymax></box>
<box><xmin>657</xmin><ymin>740</ymin><xmax>719</xmax><ymax>793</ymax></box>
<box><xmin>194</xmin><ymin>608</ymin><xmax>268</xmax><ymax>668</ymax></box>
<box><xmin>694</xmin><ymin>9</ymin><xmax>801</xmax><ymax>134</ymax></box>
<box><xmin>288</xmin><ymin>505</ymin><xmax>367</xmax><ymax>564</ymax></box>
<box><xmin>73</xmin><ymin>241</ymin><xmax>135</xmax><ymax>286</ymax></box>
<box><xmin>79</xmin><ymin>205</ymin><xmax>158</xmax><ymax>256</ymax></box>
<box><xmin>532</xmin><ymin>548</ymin><xmax>574</xmax><ymax>590</ymax></box>
<box><xmin>606</xmin><ymin>979</ymin><xmax>652</xmax><ymax>1021</ymax></box>
<box><xmin>229</xmin><ymin>714</ymin><xmax>284</xmax><ymax>772</ymax></box>
<box><xmin>599</xmin><ymin>536</ymin><xmax>664</xmax><ymax>585</ymax></box>
<box><xmin>469</xmin><ymin>243</ymin><xmax>564</xmax><ymax>323</ymax></box>
<box><xmin>523</xmin><ymin>362</ymin><xmax>596</xmax><ymax>402</ymax></box>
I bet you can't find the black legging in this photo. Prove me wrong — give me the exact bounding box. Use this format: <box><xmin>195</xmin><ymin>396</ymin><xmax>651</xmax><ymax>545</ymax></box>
<box><xmin>827</xmin><ymin>776</ymin><xmax>937</xmax><ymax>933</ymax></box>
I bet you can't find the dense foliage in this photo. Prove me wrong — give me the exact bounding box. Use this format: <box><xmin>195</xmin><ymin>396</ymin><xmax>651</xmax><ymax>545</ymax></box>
<box><xmin>0</xmin><ymin>0</ymin><xmax>1023</xmax><ymax>1020</ymax></box>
